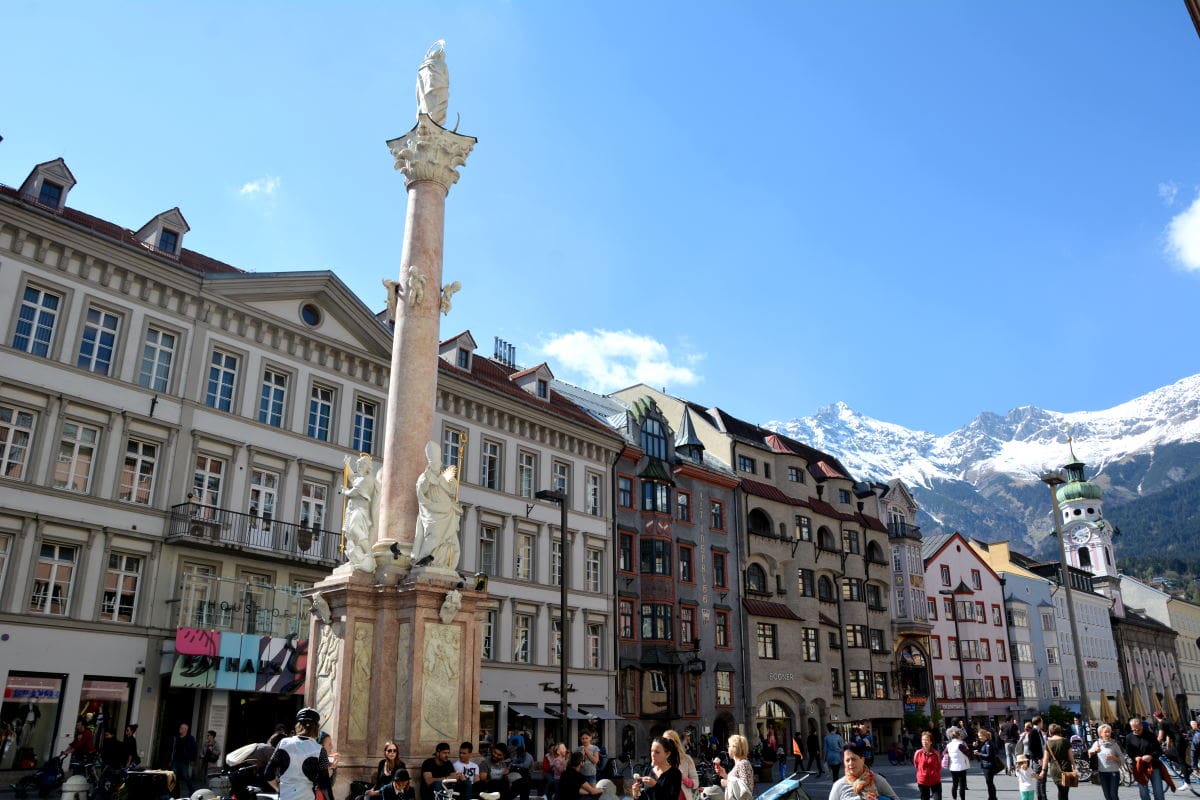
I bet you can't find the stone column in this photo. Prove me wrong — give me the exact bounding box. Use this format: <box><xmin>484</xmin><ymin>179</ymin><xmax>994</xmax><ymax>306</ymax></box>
<box><xmin>374</xmin><ymin>114</ymin><xmax>476</xmax><ymax>560</ymax></box>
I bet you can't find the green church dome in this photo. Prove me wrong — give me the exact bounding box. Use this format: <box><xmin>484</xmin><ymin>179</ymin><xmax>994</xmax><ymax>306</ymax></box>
<box><xmin>1056</xmin><ymin>479</ymin><xmax>1102</xmax><ymax>503</ymax></box>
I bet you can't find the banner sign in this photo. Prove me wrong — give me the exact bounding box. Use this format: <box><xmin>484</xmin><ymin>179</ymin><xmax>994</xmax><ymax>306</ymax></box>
<box><xmin>171</xmin><ymin>629</ymin><xmax>307</xmax><ymax>694</ymax></box>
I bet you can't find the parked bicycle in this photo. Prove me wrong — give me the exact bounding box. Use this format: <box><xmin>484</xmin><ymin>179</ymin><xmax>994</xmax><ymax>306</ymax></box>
<box><xmin>1161</xmin><ymin>756</ymin><xmax>1200</xmax><ymax>796</ymax></box>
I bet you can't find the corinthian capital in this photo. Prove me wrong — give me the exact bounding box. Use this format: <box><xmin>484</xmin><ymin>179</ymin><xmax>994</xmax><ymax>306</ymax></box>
<box><xmin>386</xmin><ymin>114</ymin><xmax>477</xmax><ymax>192</ymax></box>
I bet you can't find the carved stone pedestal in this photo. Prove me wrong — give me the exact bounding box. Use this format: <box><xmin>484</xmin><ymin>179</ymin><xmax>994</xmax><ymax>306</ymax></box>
<box><xmin>308</xmin><ymin>569</ymin><xmax>483</xmax><ymax>798</ymax></box>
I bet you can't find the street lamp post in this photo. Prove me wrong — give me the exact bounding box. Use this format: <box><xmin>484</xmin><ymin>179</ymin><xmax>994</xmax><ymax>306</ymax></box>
<box><xmin>1039</xmin><ymin>470</ymin><xmax>1091</xmax><ymax>732</ymax></box>
<box><xmin>536</xmin><ymin>489</ymin><xmax>570</xmax><ymax>739</ymax></box>
<box><xmin>941</xmin><ymin>580</ymin><xmax>975</xmax><ymax>724</ymax></box>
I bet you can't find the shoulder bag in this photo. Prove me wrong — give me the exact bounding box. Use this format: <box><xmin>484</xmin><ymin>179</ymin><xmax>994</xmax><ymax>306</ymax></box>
<box><xmin>1049</xmin><ymin>744</ymin><xmax>1078</xmax><ymax>788</ymax></box>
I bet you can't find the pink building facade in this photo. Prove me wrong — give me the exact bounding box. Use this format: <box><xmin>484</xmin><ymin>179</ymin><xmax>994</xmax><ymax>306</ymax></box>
<box><xmin>923</xmin><ymin>532</ymin><xmax>1016</xmax><ymax>725</ymax></box>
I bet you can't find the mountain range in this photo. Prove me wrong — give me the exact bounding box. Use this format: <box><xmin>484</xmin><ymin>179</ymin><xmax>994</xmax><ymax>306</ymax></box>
<box><xmin>763</xmin><ymin>373</ymin><xmax>1200</xmax><ymax>569</ymax></box>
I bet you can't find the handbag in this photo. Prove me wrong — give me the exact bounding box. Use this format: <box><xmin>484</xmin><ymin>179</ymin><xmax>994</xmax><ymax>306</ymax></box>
<box><xmin>1049</xmin><ymin>744</ymin><xmax>1078</xmax><ymax>788</ymax></box>
<box><xmin>941</xmin><ymin>749</ymin><xmax>950</xmax><ymax>770</ymax></box>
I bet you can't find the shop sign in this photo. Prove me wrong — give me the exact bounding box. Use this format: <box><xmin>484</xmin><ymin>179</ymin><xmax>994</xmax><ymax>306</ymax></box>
<box><xmin>171</xmin><ymin>628</ymin><xmax>307</xmax><ymax>694</ymax></box>
<box><xmin>3</xmin><ymin>675</ymin><xmax>63</xmax><ymax>702</ymax></box>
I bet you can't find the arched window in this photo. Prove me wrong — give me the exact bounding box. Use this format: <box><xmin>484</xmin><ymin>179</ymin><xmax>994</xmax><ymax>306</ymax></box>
<box><xmin>747</xmin><ymin>508</ymin><xmax>773</xmax><ymax>537</ymax></box>
<box><xmin>818</xmin><ymin>575</ymin><xmax>835</xmax><ymax>602</ymax></box>
<box><xmin>747</xmin><ymin>564</ymin><xmax>768</xmax><ymax>594</ymax></box>
<box><xmin>1077</xmin><ymin>546</ymin><xmax>1092</xmax><ymax>568</ymax></box>
<box><xmin>866</xmin><ymin>541</ymin><xmax>885</xmax><ymax>564</ymax></box>
<box><xmin>641</xmin><ymin>418</ymin><xmax>668</xmax><ymax>460</ymax></box>
<box><xmin>817</xmin><ymin>526</ymin><xmax>837</xmax><ymax>551</ymax></box>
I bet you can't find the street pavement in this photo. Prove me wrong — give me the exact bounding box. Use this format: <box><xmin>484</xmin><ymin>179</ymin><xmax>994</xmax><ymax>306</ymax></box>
<box><xmin>755</xmin><ymin>764</ymin><xmax>1153</xmax><ymax>800</ymax></box>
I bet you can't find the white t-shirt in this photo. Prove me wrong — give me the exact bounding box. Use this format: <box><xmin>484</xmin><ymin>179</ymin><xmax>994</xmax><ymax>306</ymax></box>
<box><xmin>454</xmin><ymin>760</ymin><xmax>479</xmax><ymax>783</ymax></box>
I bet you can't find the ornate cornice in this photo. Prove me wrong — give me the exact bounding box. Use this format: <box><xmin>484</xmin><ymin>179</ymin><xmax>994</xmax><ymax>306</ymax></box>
<box><xmin>386</xmin><ymin>114</ymin><xmax>477</xmax><ymax>192</ymax></box>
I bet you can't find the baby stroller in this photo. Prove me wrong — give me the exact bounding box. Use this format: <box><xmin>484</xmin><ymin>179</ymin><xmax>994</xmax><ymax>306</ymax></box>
<box><xmin>11</xmin><ymin>754</ymin><xmax>67</xmax><ymax>799</ymax></box>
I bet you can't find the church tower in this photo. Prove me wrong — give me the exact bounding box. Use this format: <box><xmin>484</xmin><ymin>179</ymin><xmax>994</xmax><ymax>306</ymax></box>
<box><xmin>1057</xmin><ymin>441</ymin><xmax>1118</xmax><ymax>577</ymax></box>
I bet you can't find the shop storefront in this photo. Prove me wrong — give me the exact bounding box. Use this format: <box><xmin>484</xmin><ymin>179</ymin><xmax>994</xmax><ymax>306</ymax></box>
<box><xmin>0</xmin><ymin>625</ymin><xmax>149</xmax><ymax>770</ymax></box>
<box><xmin>163</xmin><ymin>625</ymin><xmax>307</xmax><ymax>759</ymax></box>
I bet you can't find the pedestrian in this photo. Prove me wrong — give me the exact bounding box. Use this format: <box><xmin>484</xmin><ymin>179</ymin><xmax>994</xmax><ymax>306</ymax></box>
<box><xmin>978</xmin><ymin>729</ymin><xmax>1002</xmax><ymax>800</ymax></box>
<box><xmin>792</xmin><ymin>732</ymin><xmax>804</xmax><ymax>775</ymax></box>
<box><xmin>1089</xmin><ymin>723</ymin><xmax>1126</xmax><ymax>800</ymax></box>
<box><xmin>1028</xmin><ymin>717</ymin><xmax>1049</xmax><ymax>800</ymax></box>
<box><xmin>945</xmin><ymin>727</ymin><xmax>971</xmax><ymax>800</ymax></box>
<box><xmin>829</xmin><ymin>743</ymin><xmax>894</xmax><ymax>800</ymax></box>
<box><xmin>578</xmin><ymin>731</ymin><xmax>601</xmax><ymax>786</ymax></box>
<box><xmin>823</xmin><ymin>725</ymin><xmax>845</xmax><ymax>782</ymax></box>
<box><xmin>1125</xmin><ymin>717</ymin><xmax>1167</xmax><ymax>800</ymax></box>
<box><xmin>805</xmin><ymin>727</ymin><xmax>822</xmax><ymax>776</ymax></box>
<box><xmin>169</xmin><ymin>722</ymin><xmax>198</xmax><ymax>795</ymax></box>
<box><xmin>1001</xmin><ymin>718</ymin><xmax>1020</xmax><ymax>776</ymax></box>
<box><xmin>266</xmin><ymin>708</ymin><xmax>331</xmax><ymax>800</ymax></box>
<box><xmin>1015</xmin><ymin>756</ymin><xmax>1037</xmax><ymax>800</ymax></box>
<box><xmin>1044</xmin><ymin>724</ymin><xmax>1075</xmax><ymax>800</ymax></box>
<box><xmin>1189</xmin><ymin>721</ymin><xmax>1200</xmax><ymax>776</ymax></box>
<box><xmin>202</xmin><ymin>730</ymin><xmax>221</xmax><ymax>786</ymax></box>
<box><xmin>913</xmin><ymin>731</ymin><xmax>943</xmax><ymax>800</ymax></box>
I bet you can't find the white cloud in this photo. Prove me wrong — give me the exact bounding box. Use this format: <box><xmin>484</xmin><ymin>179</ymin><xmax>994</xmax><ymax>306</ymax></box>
<box><xmin>1158</xmin><ymin>181</ymin><xmax>1179</xmax><ymax>206</ymax></box>
<box><xmin>539</xmin><ymin>329</ymin><xmax>702</xmax><ymax>391</ymax></box>
<box><xmin>1166</xmin><ymin>193</ymin><xmax>1200</xmax><ymax>272</ymax></box>
<box><xmin>239</xmin><ymin>176</ymin><xmax>281</xmax><ymax>196</ymax></box>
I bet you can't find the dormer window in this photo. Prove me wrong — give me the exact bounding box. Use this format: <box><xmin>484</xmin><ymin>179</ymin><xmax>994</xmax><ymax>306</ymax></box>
<box><xmin>537</xmin><ymin>379</ymin><xmax>548</xmax><ymax>398</ymax></box>
<box><xmin>38</xmin><ymin>182</ymin><xmax>63</xmax><ymax>209</ymax></box>
<box><xmin>135</xmin><ymin>208</ymin><xmax>190</xmax><ymax>257</ymax></box>
<box><xmin>509</xmin><ymin>362</ymin><xmax>554</xmax><ymax>399</ymax></box>
<box><xmin>158</xmin><ymin>229</ymin><xmax>180</xmax><ymax>254</ymax></box>
<box><xmin>19</xmin><ymin>158</ymin><xmax>77</xmax><ymax>212</ymax></box>
<box><xmin>438</xmin><ymin>331</ymin><xmax>477</xmax><ymax>370</ymax></box>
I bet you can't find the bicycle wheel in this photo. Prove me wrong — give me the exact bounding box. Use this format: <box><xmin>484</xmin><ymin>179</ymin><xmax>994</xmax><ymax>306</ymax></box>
<box><xmin>1162</xmin><ymin>758</ymin><xmax>1200</xmax><ymax>796</ymax></box>
<box><xmin>1073</xmin><ymin>757</ymin><xmax>1093</xmax><ymax>782</ymax></box>
<box><xmin>1119</xmin><ymin>759</ymin><xmax>1136</xmax><ymax>787</ymax></box>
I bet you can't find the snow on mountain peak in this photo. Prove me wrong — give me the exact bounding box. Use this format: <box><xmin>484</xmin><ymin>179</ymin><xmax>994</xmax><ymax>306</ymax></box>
<box><xmin>764</xmin><ymin>373</ymin><xmax>1200</xmax><ymax>490</ymax></box>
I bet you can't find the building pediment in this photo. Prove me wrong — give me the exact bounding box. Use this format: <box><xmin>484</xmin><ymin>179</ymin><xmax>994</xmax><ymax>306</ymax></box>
<box><xmin>202</xmin><ymin>271</ymin><xmax>393</xmax><ymax>358</ymax></box>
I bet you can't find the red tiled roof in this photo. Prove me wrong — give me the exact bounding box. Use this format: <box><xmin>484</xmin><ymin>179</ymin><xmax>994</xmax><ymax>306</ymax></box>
<box><xmin>1</xmin><ymin>186</ymin><xmax>243</xmax><ymax>275</ymax></box>
<box><xmin>818</xmin><ymin>613</ymin><xmax>839</xmax><ymax>627</ymax></box>
<box><xmin>509</xmin><ymin>362</ymin><xmax>551</xmax><ymax>380</ymax></box>
<box><xmin>742</xmin><ymin>598</ymin><xmax>803</xmax><ymax>621</ymax></box>
<box><xmin>439</xmin><ymin>357</ymin><xmax>619</xmax><ymax>441</ymax></box>
<box><xmin>810</xmin><ymin>460</ymin><xmax>847</xmax><ymax>480</ymax></box>
<box><xmin>807</xmin><ymin>497</ymin><xmax>848</xmax><ymax>519</ymax></box>
<box><xmin>764</xmin><ymin>433</ymin><xmax>798</xmax><ymax>455</ymax></box>
<box><xmin>741</xmin><ymin>479</ymin><xmax>804</xmax><ymax>506</ymax></box>
<box><xmin>857</xmin><ymin>513</ymin><xmax>888</xmax><ymax>533</ymax></box>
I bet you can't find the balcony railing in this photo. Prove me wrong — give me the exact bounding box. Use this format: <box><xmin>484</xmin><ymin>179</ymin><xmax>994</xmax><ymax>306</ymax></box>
<box><xmin>174</xmin><ymin>572</ymin><xmax>308</xmax><ymax>637</ymax></box>
<box><xmin>168</xmin><ymin>502</ymin><xmax>342</xmax><ymax>567</ymax></box>
<box><xmin>888</xmin><ymin>521</ymin><xmax>922</xmax><ymax>540</ymax></box>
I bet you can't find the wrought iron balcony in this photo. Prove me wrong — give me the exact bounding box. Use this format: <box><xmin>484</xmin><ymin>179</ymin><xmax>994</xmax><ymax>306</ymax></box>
<box><xmin>168</xmin><ymin>502</ymin><xmax>342</xmax><ymax>567</ymax></box>
<box><xmin>174</xmin><ymin>572</ymin><xmax>308</xmax><ymax>637</ymax></box>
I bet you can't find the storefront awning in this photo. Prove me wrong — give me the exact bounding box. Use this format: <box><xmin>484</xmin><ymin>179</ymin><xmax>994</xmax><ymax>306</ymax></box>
<box><xmin>509</xmin><ymin>703</ymin><xmax>556</xmax><ymax>719</ymax></box>
<box><xmin>579</xmin><ymin>705</ymin><xmax>624</xmax><ymax>720</ymax></box>
<box><xmin>544</xmin><ymin>705</ymin><xmax>591</xmax><ymax>720</ymax></box>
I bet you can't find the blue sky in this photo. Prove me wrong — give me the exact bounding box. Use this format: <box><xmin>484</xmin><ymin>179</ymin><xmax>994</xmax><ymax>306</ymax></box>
<box><xmin>4</xmin><ymin>1</ymin><xmax>1200</xmax><ymax>434</ymax></box>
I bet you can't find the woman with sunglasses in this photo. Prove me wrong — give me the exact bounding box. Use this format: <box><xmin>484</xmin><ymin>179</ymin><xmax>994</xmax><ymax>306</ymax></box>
<box><xmin>366</xmin><ymin>742</ymin><xmax>406</xmax><ymax>799</ymax></box>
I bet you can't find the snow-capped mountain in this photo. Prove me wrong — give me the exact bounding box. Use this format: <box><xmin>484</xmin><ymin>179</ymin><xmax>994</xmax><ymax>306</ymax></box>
<box><xmin>764</xmin><ymin>373</ymin><xmax>1200</xmax><ymax>552</ymax></box>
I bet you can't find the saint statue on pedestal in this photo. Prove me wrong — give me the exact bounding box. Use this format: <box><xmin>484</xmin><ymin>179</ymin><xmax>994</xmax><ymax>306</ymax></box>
<box><xmin>411</xmin><ymin>441</ymin><xmax>463</xmax><ymax>569</ymax></box>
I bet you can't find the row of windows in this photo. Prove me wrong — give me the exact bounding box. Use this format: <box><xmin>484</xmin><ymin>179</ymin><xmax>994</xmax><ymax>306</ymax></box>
<box><xmin>616</xmin><ymin>476</ymin><xmax>726</xmax><ymax>529</ymax></box>
<box><xmin>475</xmin><ymin>525</ymin><xmax>605</xmax><ymax>591</ymax></box>
<box><xmin>933</xmin><ymin>675</ymin><xmax>1014</xmax><ymax>700</ymax></box>
<box><xmin>11</xmin><ymin>284</ymin><xmax>379</xmax><ymax>452</ymax></box>
<box><xmin>618</xmin><ymin>668</ymin><xmax>733</xmax><ymax>714</ymax></box>
<box><xmin>925</xmin><ymin>595</ymin><xmax>1004</xmax><ymax>625</ymax></box>
<box><xmin>480</xmin><ymin>608</ymin><xmax>606</xmax><ymax>668</ymax></box>
<box><xmin>929</xmin><ymin>635</ymin><xmax>1009</xmax><ymax>662</ymax></box>
<box><xmin>733</xmin><ymin>455</ymin><xmax>809</xmax><ymax>487</ymax></box>
<box><xmin>0</xmin><ymin>404</ymin><xmax>337</xmax><ymax>529</ymax></box>
<box><xmin>445</xmin><ymin>429</ymin><xmax>605</xmax><ymax>515</ymax></box>
<box><xmin>617</xmin><ymin>600</ymin><xmax>733</xmax><ymax>648</ymax></box>
<box><xmin>617</xmin><ymin>535</ymin><xmax>728</xmax><ymax>586</ymax></box>
<box><xmin>938</xmin><ymin>565</ymin><xmax>986</xmax><ymax>590</ymax></box>
<box><xmin>8</xmin><ymin>540</ymin><xmax>142</xmax><ymax>621</ymax></box>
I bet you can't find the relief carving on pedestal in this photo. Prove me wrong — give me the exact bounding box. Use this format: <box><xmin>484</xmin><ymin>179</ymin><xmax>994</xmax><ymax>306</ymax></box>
<box><xmin>314</xmin><ymin>621</ymin><xmax>343</xmax><ymax>732</ymax></box>
<box><xmin>349</xmin><ymin>621</ymin><xmax>375</xmax><ymax>741</ymax></box>
<box><xmin>420</xmin><ymin>623</ymin><xmax>461</xmax><ymax>741</ymax></box>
